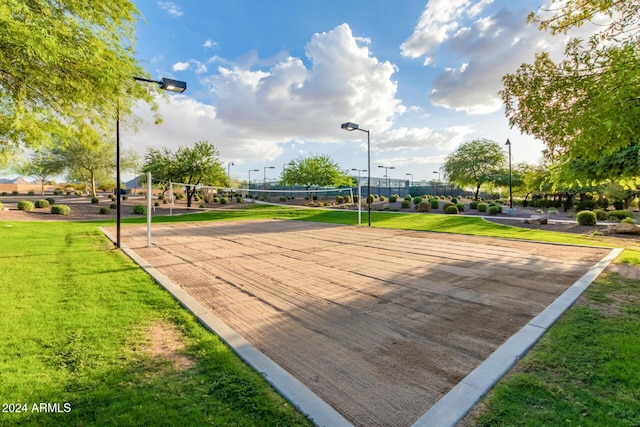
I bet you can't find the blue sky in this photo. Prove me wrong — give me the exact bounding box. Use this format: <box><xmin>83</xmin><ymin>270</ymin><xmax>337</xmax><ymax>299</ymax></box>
<box><xmin>123</xmin><ymin>0</ymin><xmax>592</xmax><ymax>184</ymax></box>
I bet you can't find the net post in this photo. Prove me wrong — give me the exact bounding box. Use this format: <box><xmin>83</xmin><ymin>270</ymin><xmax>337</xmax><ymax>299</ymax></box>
<box><xmin>147</xmin><ymin>172</ymin><xmax>152</xmax><ymax>248</ymax></box>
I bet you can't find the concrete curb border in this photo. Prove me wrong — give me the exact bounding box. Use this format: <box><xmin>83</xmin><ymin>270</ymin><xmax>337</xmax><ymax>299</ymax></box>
<box><xmin>99</xmin><ymin>227</ymin><xmax>351</xmax><ymax>427</ymax></box>
<box><xmin>411</xmin><ymin>247</ymin><xmax>623</xmax><ymax>427</ymax></box>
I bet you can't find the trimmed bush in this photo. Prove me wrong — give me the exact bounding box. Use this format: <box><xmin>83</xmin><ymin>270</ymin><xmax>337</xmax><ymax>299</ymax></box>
<box><xmin>401</xmin><ymin>200</ymin><xmax>411</xmax><ymax>209</ymax></box>
<box><xmin>608</xmin><ymin>210</ymin><xmax>633</xmax><ymax>221</ymax></box>
<box><xmin>442</xmin><ymin>202</ymin><xmax>456</xmax><ymax>211</ymax></box>
<box><xmin>547</xmin><ymin>207</ymin><xmax>559</xmax><ymax>215</ymax></box>
<box><xmin>593</xmin><ymin>209</ymin><xmax>608</xmax><ymax>221</ymax></box>
<box><xmin>34</xmin><ymin>199</ymin><xmax>50</xmax><ymax>208</ymax></box>
<box><xmin>488</xmin><ymin>205</ymin><xmax>499</xmax><ymax>215</ymax></box>
<box><xmin>51</xmin><ymin>204</ymin><xmax>71</xmax><ymax>215</ymax></box>
<box><xmin>91</xmin><ymin>196</ymin><xmax>99</xmax><ymax>204</ymax></box>
<box><xmin>577</xmin><ymin>199</ymin><xmax>596</xmax><ymax>211</ymax></box>
<box><xmin>417</xmin><ymin>201</ymin><xmax>431</xmax><ymax>212</ymax></box>
<box><xmin>17</xmin><ymin>200</ymin><xmax>35</xmax><ymax>212</ymax></box>
<box><xmin>430</xmin><ymin>199</ymin><xmax>439</xmax><ymax>210</ymax></box>
<box><xmin>220</xmin><ymin>197</ymin><xmax>229</xmax><ymax>205</ymax></box>
<box><xmin>413</xmin><ymin>196</ymin><xmax>423</xmax><ymax>206</ymax></box>
<box><xmin>444</xmin><ymin>205</ymin><xmax>459</xmax><ymax>214</ymax></box>
<box><xmin>451</xmin><ymin>197</ymin><xmax>457</xmax><ymax>204</ymax></box>
<box><xmin>477</xmin><ymin>203</ymin><xmax>488</xmax><ymax>213</ymax></box>
<box><xmin>46</xmin><ymin>197</ymin><xmax>56</xmax><ymax>206</ymax></box>
<box><xmin>379</xmin><ymin>195</ymin><xmax>386</xmax><ymax>202</ymax></box>
<box><xmin>621</xmin><ymin>217</ymin><xmax>636</xmax><ymax>225</ymax></box>
<box><xmin>281</xmin><ymin>196</ymin><xmax>288</xmax><ymax>202</ymax></box>
<box><xmin>199</xmin><ymin>204</ymin><xmax>205</xmax><ymax>208</ymax></box>
<box><xmin>577</xmin><ymin>210</ymin><xmax>597</xmax><ymax>226</ymax></box>
<box><xmin>404</xmin><ymin>194</ymin><xmax>412</xmax><ymax>201</ymax></box>
<box><xmin>132</xmin><ymin>205</ymin><xmax>147</xmax><ymax>215</ymax></box>
<box><xmin>122</xmin><ymin>195</ymin><xmax>128</xmax><ymax>200</ymax></box>
<box><xmin>456</xmin><ymin>203</ymin><xmax>465</xmax><ymax>212</ymax></box>
<box><xmin>12</xmin><ymin>191</ymin><xmax>19</xmax><ymax>196</ymax></box>
<box><xmin>154</xmin><ymin>201</ymin><xmax>160</xmax><ymax>207</ymax></box>
<box><xmin>469</xmin><ymin>200</ymin><xmax>479</xmax><ymax>210</ymax></box>
<box><xmin>28</xmin><ymin>191</ymin><xmax>35</xmax><ymax>196</ymax></box>
<box><xmin>235</xmin><ymin>196</ymin><xmax>243</xmax><ymax>203</ymax></box>
<box><xmin>367</xmin><ymin>195</ymin><xmax>376</xmax><ymax>204</ymax></box>
<box><xmin>110</xmin><ymin>203</ymin><xmax>117</xmax><ymax>209</ymax></box>
<box><xmin>99</xmin><ymin>207</ymin><xmax>110</xmax><ymax>215</ymax></box>
<box><xmin>389</xmin><ymin>195</ymin><xmax>398</xmax><ymax>203</ymax></box>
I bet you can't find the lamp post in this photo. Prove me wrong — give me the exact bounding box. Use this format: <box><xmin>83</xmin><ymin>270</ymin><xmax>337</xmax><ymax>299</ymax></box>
<box><xmin>505</xmin><ymin>139</ymin><xmax>513</xmax><ymax>209</ymax></box>
<box><xmin>378</xmin><ymin>165</ymin><xmax>395</xmax><ymax>197</ymax></box>
<box><xmin>432</xmin><ymin>170</ymin><xmax>440</xmax><ymax>196</ymax></box>
<box><xmin>342</xmin><ymin>122</ymin><xmax>371</xmax><ymax>226</ymax></box>
<box><xmin>263</xmin><ymin>166</ymin><xmax>275</xmax><ymax>191</ymax></box>
<box><xmin>227</xmin><ymin>162</ymin><xmax>234</xmax><ymax>179</ymax></box>
<box><xmin>248</xmin><ymin>169</ymin><xmax>258</xmax><ymax>191</ymax></box>
<box><xmin>116</xmin><ymin>76</ymin><xmax>186</xmax><ymax>249</ymax></box>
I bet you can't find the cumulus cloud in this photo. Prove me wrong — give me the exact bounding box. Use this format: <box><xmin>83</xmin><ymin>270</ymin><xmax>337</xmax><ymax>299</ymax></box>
<box><xmin>203</xmin><ymin>23</ymin><xmax>405</xmax><ymax>142</ymax></box>
<box><xmin>158</xmin><ymin>1</ymin><xmax>183</xmax><ymax>17</ymax></box>
<box><xmin>203</xmin><ymin>39</ymin><xmax>217</xmax><ymax>49</ymax></box>
<box><xmin>172</xmin><ymin>60</ymin><xmax>207</xmax><ymax>74</ymax></box>
<box><xmin>375</xmin><ymin>125</ymin><xmax>475</xmax><ymax>152</ymax></box>
<box><xmin>401</xmin><ymin>0</ymin><xmax>601</xmax><ymax>115</ymax></box>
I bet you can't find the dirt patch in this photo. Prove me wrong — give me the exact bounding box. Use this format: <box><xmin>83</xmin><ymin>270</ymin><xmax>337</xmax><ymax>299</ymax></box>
<box><xmin>112</xmin><ymin>219</ymin><xmax>611</xmax><ymax>427</ymax></box>
<box><xmin>143</xmin><ymin>322</ymin><xmax>194</xmax><ymax>371</ymax></box>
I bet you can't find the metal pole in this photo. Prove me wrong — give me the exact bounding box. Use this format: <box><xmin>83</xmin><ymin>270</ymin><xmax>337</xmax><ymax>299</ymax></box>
<box><xmin>116</xmin><ymin>107</ymin><xmax>121</xmax><ymax>248</ymax></box>
<box><xmin>367</xmin><ymin>130</ymin><xmax>371</xmax><ymax>227</ymax></box>
<box><xmin>146</xmin><ymin>171</ymin><xmax>151</xmax><ymax>248</ymax></box>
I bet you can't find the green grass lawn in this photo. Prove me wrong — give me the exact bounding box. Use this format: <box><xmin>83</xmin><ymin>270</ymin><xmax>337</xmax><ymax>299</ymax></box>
<box><xmin>1</xmin><ymin>205</ymin><xmax>636</xmax><ymax>426</ymax></box>
<box><xmin>471</xmin><ymin>249</ymin><xmax>640</xmax><ymax>426</ymax></box>
<box><xmin>0</xmin><ymin>221</ymin><xmax>313</xmax><ymax>426</ymax></box>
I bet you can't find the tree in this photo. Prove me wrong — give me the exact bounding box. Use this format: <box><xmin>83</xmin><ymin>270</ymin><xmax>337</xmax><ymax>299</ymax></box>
<box><xmin>54</xmin><ymin>138</ymin><xmax>114</xmax><ymax>197</ymax></box>
<box><xmin>279</xmin><ymin>154</ymin><xmax>353</xmax><ymax>201</ymax></box>
<box><xmin>20</xmin><ymin>150</ymin><xmax>65</xmax><ymax>195</ymax></box>
<box><xmin>0</xmin><ymin>0</ymin><xmax>158</xmax><ymax>152</ymax></box>
<box><xmin>443</xmin><ymin>139</ymin><xmax>506</xmax><ymax>200</ymax></box>
<box><xmin>142</xmin><ymin>141</ymin><xmax>228</xmax><ymax>207</ymax></box>
<box><xmin>501</xmin><ymin>0</ymin><xmax>640</xmax><ymax>161</ymax></box>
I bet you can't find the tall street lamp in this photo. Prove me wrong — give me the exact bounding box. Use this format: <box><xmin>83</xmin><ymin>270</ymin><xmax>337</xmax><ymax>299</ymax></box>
<box><xmin>378</xmin><ymin>165</ymin><xmax>395</xmax><ymax>197</ymax></box>
<box><xmin>342</xmin><ymin>122</ymin><xmax>371</xmax><ymax>226</ymax></box>
<box><xmin>505</xmin><ymin>139</ymin><xmax>513</xmax><ymax>209</ymax></box>
<box><xmin>263</xmin><ymin>166</ymin><xmax>275</xmax><ymax>191</ymax></box>
<box><xmin>116</xmin><ymin>76</ymin><xmax>187</xmax><ymax>249</ymax></box>
<box><xmin>406</xmin><ymin>173</ymin><xmax>413</xmax><ymax>193</ymax></box>
<box><xmin>248</xmin><ymin>169</ymin><xmax>259</xmax><ymax>188</ymax></box>
<box><xmin>227</xmin><ymin>162</ymin><xmax>234</xmax><ymax>180</ymax></box>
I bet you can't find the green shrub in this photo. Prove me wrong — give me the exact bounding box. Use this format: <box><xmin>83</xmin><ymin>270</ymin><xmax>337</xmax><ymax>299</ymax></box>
<box><xmin>404</xmin><ymin>194</ymin><xmax>412</xmax><ymax>201</ymax></box>
<box><xmin>281</xmin><ymin>196</ymin><xmax>288</xmax><ymax>202</ymax></box>
<box><xmin>235</xmin><ymin>196</ymin><xmax>243</xmax><ymax>203</ymax></box>
<box><xmin>335</xmin><ymin>196</ymin><xmax>344</xmax><ymax>204</ymax></box>
<box><xmin>577</xmin><ymin>199</ymin><xmax>596</xmax><ymax>211</ymax></box>
<box><xmin>442</xmin><ymin>202</ymin><xmax>456</xmax><ymax>211</ymax></box>
<box><xmin>34</xmin><ymin>199</ymin><xmax>49</xmax><ymax>208</ymax></box>
<box><xmin>154</xmin><ymin>201</ymin><xmax>160</xmax><ymax>207</ymax></box>
<box><xmin>53</xmin><ymin>190</ymin><xmax>63</xmax><ymax>195</ymax></box>
<box><xmin>594</xmin><ymin>209</ymin><xmax>608</xmax><ymax>221</ymax></box>
<box><xmin>444</xmin><ymin>205</ymin><xmax>459</xmax><ymax>214</ymax></box>
<box><xmin>456</xmin><ymin>203</ymin><xmax>465</xmax><ymax>212</ymax></box>
<box><xmin>199</xmin><ymin>204</ymin><xmax>205</xmax><ymax>208</ymax></box>
<box><xmin>547</xmin><ymin>207</ymin><xmax>559</xmax><ymax>215</ymax></box>
<box><xmin>220</xmin><ymin>197</ymin><xmax>229</xmax><ymax>205</ymax></box>
<box><xmin>110</xmin><ymin>203</ymin><xmax>117</xmax><ymax>209</ymax></box>
<box><xmin>488</xmin><ymin>205</ymin><xmax>499</xmax><ymax>215</ymax></box>
<box><xmin>379</xmin><ymin>195</ymin><xmax>386</xmax><ymax>202</ymax></box>
<box><xmin>389</xmin><ymin>195</ymin><xmax>398</xmax><ymax>203</ymax></box>
<box><xmin>401</xmin><ymin>200</ymin><xmax>411</xmax><ymax>209</ymax></box>
<box><xmin>413</xmin><ymin>196</ymin><xmax>423</xmax><ymax>206</ymax></box>
<box><xmin>122</xmin><ymin>195</ymin><xmax>128</xmax><ymax>201</ymax></box>
<box><xmin>51</xmin><ymin>204</ymin><xmax>71</xmax><ymax>215</ymax></box>
<box><xmin>75</xmin><ymin>191</ymin><xmax>82</xmax><ymax>196</ymax></box>
<box><xmin>451</xmin><ymin>197</ymin><xmax>457</xmax><ymax>204</ymax></box>
<box><xmin>132</xmin><ymin>205</ymin><xmax>146</xmax><ymax>215</ymax></box>
<box><xmin>312</xmin><ymin>195</ymin><xmax>318</xmax><ymax>201</ymax></box>
<box><xmin>213</xmin><ymin>196</ymin><xmax>220</xmax><ymax>203</ymax></box>
<box><xmin>367</xmin><ymin>195</ymin><xmax>376</xmax><ymax>203</ymax></box>
<box><xmin>12</xmin><ymin>191</ymin><xmax>19</xmax><ymax>196</ymax></box>
<box><xmin>1</xmin><ymin>192</ymin><xmax>6</xmax><ymax>196</ymax></box>
<box><xmin>99</xmin><ymin>207</ymin><xmax>110</xmax><ymax>215</ymax></box>
<box><xmin>577</xmin><ymin>210</ymin><xmax>597</xmax><ymax>226</ymax></box>
<box><xmin>608</xmin><ymin>210</ymin><xmax>633</xmax><ymax>221</ymax></box>
<box><xmin>613</xmin><ymin>200</ymin><xmax>624</xmax><ymax>210</ymax></box>
<box><xmin>477</xmin><ymin>203</ymin><xmax>488</xmax><ymax>213</ymax></box>
<box><xmin>430</xmin><ymin>199</ymin><xmax>439</xmax><ymax>210</ymax></box>
<box><xmin>469</xmin><ymin>200</ymin><xmax>479</xmax><ymax>210</ymax></box>
<box><xmin>621</xmin><ymin>217</ymin><xmax>636</xmax><ymax>225</ymax></box>
<box><xmin>17</xmin><ymin>200</ymin><xmax>34</xmax><ymax>212</ymax></box>
<box><xmin>91</xmin><ymin>196</ymin><xmax>99</xmax><ymax>204</ymax></box>
<box><xmin>45</xmin><ymin>197</ymin><xmax>56</xmax><ymax>206</ymax></box>
<box><xmin>27</xmin><ymin>190</ymin><xmax>35</xmax><ymax>196</ymax></box>
<box><xmin>417</xmin><ymin>201</ymin><xmax>431</xmax><ymax>212</ymax></box>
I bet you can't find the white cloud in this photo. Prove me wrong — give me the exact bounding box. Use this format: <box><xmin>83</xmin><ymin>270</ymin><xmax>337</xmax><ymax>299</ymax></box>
<box><xmin>172</xmin><ymin>61</ymin><xmax>190</xmax><ymax>72</ymax></box>
<box><xmin>375</xmin><ymin>125</ymin><xmax>475</xmax><ymax>152</ymax></box>
<box><xmin>203</xmin><ymin>39</ymin><xmax>217</xmax><ymax>49</ymax></box>
<box><xmin>158</xmin><ymin>1</ymin><xmax>183</xmax><ymax>17</ymax></box>
<box><xmin>401</xmin><ymin>0</ymin><xmax>602</xmax><ymax>115</ymax></box>
<box><xmin>172</xmin><ymin>60</ymin><xmax>207</xmax><ymax>74</ymax></box>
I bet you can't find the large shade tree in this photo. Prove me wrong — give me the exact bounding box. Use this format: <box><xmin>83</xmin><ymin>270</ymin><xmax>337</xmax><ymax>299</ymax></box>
<box><xmin>279</xmin><ymin>154</ymin><xmax>353</xmax><ymax>201</ymax></box>
<box><xmin>142</xmin><ymin>141</ymin><xmax>228</xmax><ymax>207</ymax></box>
<box><xmin>0</xmin><ymin>0</ymin><xmax>159</xmax><ymax>154</ymax></box>
<box><xmin>443</xmin><ymin>139</ymin><xmax>506</xmax><ymax>200</ymax></box>
<box><xmin>501</xmin><ymin>0</ymin><xmax>640</xmax><ymax>161</ymax></box>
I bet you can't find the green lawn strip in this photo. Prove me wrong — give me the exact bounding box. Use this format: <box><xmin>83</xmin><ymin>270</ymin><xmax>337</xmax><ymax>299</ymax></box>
<box><xmin>0</xmin><ymin>221</ymin><xmax>312</xmax><ymax>426</ymax></box>
<box><xmin>472</xmin><ymin>250</ymin><xmax>640</xmax><ymax>426</ymax></box>
<box><xmin>110</xmin><ymin>204</ymin><xmax>610</xmax><ymax>247</ymax></box>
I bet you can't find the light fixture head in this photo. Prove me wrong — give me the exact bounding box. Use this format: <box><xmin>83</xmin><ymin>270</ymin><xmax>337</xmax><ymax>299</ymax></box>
<box><xmin>505</xmin><ymin>138</ymin><xmax>511</xmax><ymax>146</ymax></box>
<box><xmin>160</xmin><ymin>77</ymin><xmax>187</xmax><ymax>93</ymax></box>
<box><xmin>341</xmin><ymin>122</ymin><xmax>359</xmax><ymax>131</ymax></box>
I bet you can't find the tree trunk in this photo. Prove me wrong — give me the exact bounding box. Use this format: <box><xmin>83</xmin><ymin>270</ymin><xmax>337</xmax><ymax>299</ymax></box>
<box><xmin>474</xmin><ymin>183</ymin><xmax>481</xmax><ymax>200</ymax></box>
